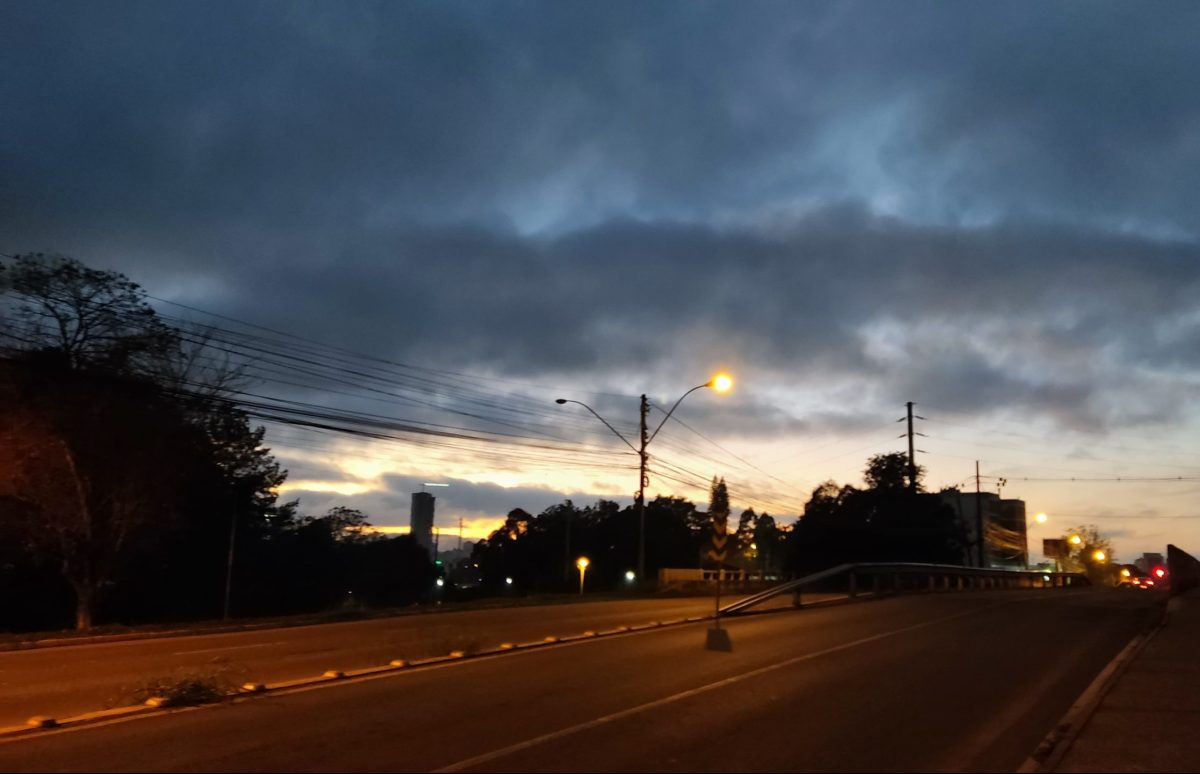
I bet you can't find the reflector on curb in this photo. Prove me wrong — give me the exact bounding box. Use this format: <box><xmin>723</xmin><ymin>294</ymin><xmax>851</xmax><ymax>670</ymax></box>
<box><xmin>449</xmin><ymin>651</ymin><xmax>465</xmax><ymax>658</ymax></box>
<box><xmin>26</xmin><ymin>716</ymin><xmax>57</xmax><ymax>729</ymax></box>
<box><xmin>323</xmin><ymin>670</ymin><xmax>345</xmax><ymax>679</ymax></box>
<box><xmin>145</xmin><ymin>697</ymin><xmax>170</xmax><ymax>708</ymax></box>
<box><xmin>389</xmin><ymin>659</ymin><xmax>408</xmax><ymax>667</ymax></box>
<box><xmin>241</xmin><ymin>683</ymin><xmax>266</xmax><ymax>693</ymax></box>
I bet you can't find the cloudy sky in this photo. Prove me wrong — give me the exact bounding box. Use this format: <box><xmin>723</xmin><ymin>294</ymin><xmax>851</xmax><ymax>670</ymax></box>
<box><xmin>4</xmin><ymin>1</ymin><xmax>1199</xmax><ymax>560</ymax></box>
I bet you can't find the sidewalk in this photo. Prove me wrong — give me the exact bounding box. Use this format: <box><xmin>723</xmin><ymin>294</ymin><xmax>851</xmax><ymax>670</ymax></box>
<box><xmin>1055</xmin><ymin>589</ymin><xmax>1200</xmax><ymax>772</ymax></box>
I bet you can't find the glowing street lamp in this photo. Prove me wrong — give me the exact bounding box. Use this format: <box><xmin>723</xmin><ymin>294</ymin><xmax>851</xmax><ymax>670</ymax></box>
<box><xmin>1069</xmin><ymin>535</ymin><xmax>1083</xmax><ymax>546</ymax></box>
<box><xmin>1034</xmin><ymin>512</ymin><xmax>1048</xmax><ymax>524</ymax></box>
<box><xmin>1093</xmin><ymin>550</ymin><xmax>1107</xmax><ymax>563</ymax></box>
<box><xmin>576</xmin><ymin>556</ymin><xmax>590</xmax><ymax>595</ymax></box>
<box><xmin>556</xmin><ymin>373</ymin><xmax>733</xmax><ymax>584</ymax></box>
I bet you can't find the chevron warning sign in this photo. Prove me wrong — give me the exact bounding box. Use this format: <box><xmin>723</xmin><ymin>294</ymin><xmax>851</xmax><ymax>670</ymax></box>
<box><xmin>706</xmin><ymin>511</ymin><xmax>729</xmax><ymax>564</ymax></box>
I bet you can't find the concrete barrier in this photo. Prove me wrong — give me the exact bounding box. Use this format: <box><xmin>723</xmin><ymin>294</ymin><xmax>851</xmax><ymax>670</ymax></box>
<box><xmin>1168</xmin><ymin>544</ymin><xmax>1200</xmax><ymax>596</ymax></box>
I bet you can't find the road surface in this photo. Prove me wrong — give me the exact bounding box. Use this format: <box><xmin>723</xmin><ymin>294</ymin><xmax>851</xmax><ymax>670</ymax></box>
<box><xmin>0</xmin><ymin>596</ymin><xmax>786</xmax><ymax>727</ymax></box>
<box><xmin>0</xmin><ymin>589</ymin><xmax>1159</xmax><ymax>772</ymax></box>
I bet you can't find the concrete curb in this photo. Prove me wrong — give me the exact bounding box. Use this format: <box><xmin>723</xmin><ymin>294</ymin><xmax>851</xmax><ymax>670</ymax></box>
<box><xmin>1017</xmin><ymin>596</ymin><xmax>1170</xmax><ymax>773</ymax></box>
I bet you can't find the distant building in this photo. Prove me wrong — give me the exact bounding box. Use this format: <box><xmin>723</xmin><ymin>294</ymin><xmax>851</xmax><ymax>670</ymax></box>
<box><xmin>938</xmin><ymin>490</ymin><xmax>1028</xmax><ymax>569</ymax></box>
<box><xmin>410</xmin><ymin>492</ymin><xmax>435</xmax><ymax>556</ymax></box>
<box><xmin>1134</xmin><ymin>552</ymin><xmax>1165</xmax><ymax>574</ymax></box>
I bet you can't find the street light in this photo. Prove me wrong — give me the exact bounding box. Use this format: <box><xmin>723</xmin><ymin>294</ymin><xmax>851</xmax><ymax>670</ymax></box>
<box><xmin>1093</xmin><ymin>550</ymin><xmax>1107</xmax><ymax>563</ymax></box>
<box><xmin>576</xmin><ymin>556</ymin><xmax>590</xmax><ymax>595</ymax></box>
<box><xmin>1035</xmin><ymin>512</ymin><xmax>1048</xmax><ymax>524</ymax></box>
<box><xmin>556</xmin><ymin>373</ymin><xmax>733</xmax><ymax>585</ymax></box>
<box><xmin>1069</xmin><ymin>534</ymin><xmax>1083</xmax><ymax>546</ymax></box>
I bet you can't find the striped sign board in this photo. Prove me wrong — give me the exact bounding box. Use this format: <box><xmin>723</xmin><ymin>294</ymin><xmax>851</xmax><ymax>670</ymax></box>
<box><xmin>706</xmin><ymin>511</ymin><xmax>729</xmax><ymax>564</ymax></box>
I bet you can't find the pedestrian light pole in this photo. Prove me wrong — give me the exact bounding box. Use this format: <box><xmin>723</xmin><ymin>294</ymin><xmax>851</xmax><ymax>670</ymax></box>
<box><xmin>556</xmin><ymin>373</ymin><xmax>733</xmax><ymax>586</ymax></box>
<box><xmin>576</xmin><ymin>556</ymin><xmax>590</xmax><ymax>595</ymax></box>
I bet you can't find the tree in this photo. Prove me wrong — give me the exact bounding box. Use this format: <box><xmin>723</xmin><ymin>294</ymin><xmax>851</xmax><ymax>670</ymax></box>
<box><xmin>786</xmin><ymin>458</ymin><xmax>961</xmax><ymax>575</ymax></box>
<box><xmin>303</xmin><ymin>506</ymin><xmax>373</xmax><ymax>544</ymax></box>
<box><xmin>0</xmin><ymin>253</ymin><xmax>288</xmax><ymax>629</ymax></box>
<box><xmin>0</xmin><ymin>360</ymin><xmax>208</xmax><ymax>628</ymax></box>
<box><xmin>1060</xmin><ymin>525</ymin><xmax>1117</xmax><ymax>585</ymax></box>
<box><xmin>0</xmin><ymin>253</ymin><xmax>177</xmax><ymax>374</ymax></box>
<box><xmin>864</xmin><ymin>452</ymin><xmax>923</xmax><ymax>493</ymax></box>
<box><xmin>752</xmin><ymin>513</ymin><xmax>783</xmax><ymax>575</ymax></box>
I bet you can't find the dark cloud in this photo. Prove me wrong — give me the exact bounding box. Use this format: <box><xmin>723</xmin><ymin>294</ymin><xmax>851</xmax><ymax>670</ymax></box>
<box><xmin>148</xmin><ymin>213</ymin><xmax>1194</xmax><ymax>434</ymax></box>
<box><xmin>3</xmin><ymin>1</ymin><xmax>1199</xmax><ymax>544</ymax></box>
<box><xmin>5</xmin><ymin>1</ymin><xmax>1199</xmax><ymax>243</ymax></box>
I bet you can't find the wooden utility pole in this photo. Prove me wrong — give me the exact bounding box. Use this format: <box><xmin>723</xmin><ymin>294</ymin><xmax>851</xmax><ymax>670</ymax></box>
<box><xmin>636</xmin><ymin>394</ymin><xmax>649</xmax><ymax>584</ymax></box>
<box><xmin>900</xmin><ymin>402</ymin><xmax>925</xmax><ymax>493</ymax></box>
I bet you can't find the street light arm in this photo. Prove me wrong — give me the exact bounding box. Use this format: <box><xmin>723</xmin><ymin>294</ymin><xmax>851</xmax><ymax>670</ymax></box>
<box><xmin>647</xmin><ymin>382</ymin><xmax>709</xmax><ymax>444</ymax></box>
<box><xmin>555</xmin><ymin>399</ymin><xmax>640</xmax><ymax>454</ymax></box>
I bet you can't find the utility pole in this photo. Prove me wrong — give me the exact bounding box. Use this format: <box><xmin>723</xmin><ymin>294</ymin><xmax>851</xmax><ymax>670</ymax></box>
<box><xmin>223</xmin><ymin>506</ymin><xmax>237</xmax><ymax>620</ymax></box>
<box><xmin>458</xmin><ymin>517</ymin><xmax>464</xmax><ymax>552</ymax></box>
<box><xmin>975</xmin><ymin>460</ymin><xmax>986</xmax><ymax>568</ymax></box>
<box><xmin>898</xmin><ymin>402</ymin><xmax>926</xmax><ymax>492</ymax></box>
<box><xmin>637</xmin><ymin>394</ymin><xmax>649</xmax><ymax>584</ymax></box>
<box><xmin>563</xmin><ymin>509</ymin><xmax>572</xmax><ymax>584</ymax></box>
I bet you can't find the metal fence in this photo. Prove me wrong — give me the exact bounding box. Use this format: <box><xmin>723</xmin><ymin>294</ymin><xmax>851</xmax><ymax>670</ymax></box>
<box><xmin>720</xmin><ymin>561</ymin><xmax>1089</xmax><ymax>616</ymax></box>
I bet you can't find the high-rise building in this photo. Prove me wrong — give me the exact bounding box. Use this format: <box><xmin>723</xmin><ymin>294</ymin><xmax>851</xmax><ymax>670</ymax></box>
<box><xmin>1135</xmin><ymin>552</ymin><xmax>1165</xmax><ymax>574</ymax></box>
<box><xmin>410</xmin><ymin>492</ymin><xmax>435</xmax><ymax>556</ymax></box>
<box><xmin>938</xmin><ymin>490</ymin><xmax>1029</xmax><ymax>569</ymax></box>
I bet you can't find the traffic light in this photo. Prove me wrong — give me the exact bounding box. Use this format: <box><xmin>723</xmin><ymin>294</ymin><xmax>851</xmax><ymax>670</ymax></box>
<box><xmin>1154</xmin><ymin>567</ymin><xmax>1167</xmax><ymax>579</ymax></box>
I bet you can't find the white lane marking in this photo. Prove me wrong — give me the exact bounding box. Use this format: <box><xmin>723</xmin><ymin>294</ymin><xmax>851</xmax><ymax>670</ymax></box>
<box><xmin>171</xmin><ymin>641</ymin><xmax>285</xmax><ymax>656</ymax></box>
<box><xmin>432</xmin><ymin>601</ymin><xmax>1013</xmax><ymax>773</ymax></box>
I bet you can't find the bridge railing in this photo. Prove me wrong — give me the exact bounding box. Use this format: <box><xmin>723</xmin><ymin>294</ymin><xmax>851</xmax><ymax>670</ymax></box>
<box><xmin>720</xmin><ymin>562</ymin><xmax>1089</xmax><ymax>616</ymax></box>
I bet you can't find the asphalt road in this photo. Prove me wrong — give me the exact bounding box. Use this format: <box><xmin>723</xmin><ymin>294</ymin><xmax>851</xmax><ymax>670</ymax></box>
<box><xmin>0</xmin><ymin>589</ymin><xmax>1160</xmax><ymax>772</ymax></box>
<box><xmin>0</xmin><ymin>597</ymin><xmax>738</xmax><ymax>727</ymax></box>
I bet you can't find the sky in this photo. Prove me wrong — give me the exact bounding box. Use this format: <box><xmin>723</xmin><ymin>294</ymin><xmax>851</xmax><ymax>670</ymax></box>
<box><xmin>3</xmin><ymin>1</ymin><xmax>1199</xmax><ymax>561</ymax></box>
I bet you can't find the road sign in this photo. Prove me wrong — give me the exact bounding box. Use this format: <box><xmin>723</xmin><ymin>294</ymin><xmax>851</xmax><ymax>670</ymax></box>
<box><xmin>707</xmin><ymin>510</ymin><xmax>729</xmax><ymax>564</ymax></box>
<box><xmin>1043</xmin><ymin>538</ymin><xmax>1067</xmax><ymax>559</ymax></box>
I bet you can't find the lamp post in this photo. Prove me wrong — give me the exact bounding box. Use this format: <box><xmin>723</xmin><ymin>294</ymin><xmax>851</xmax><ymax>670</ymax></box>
<box><xmin>576</xmin><ymin>556</ymin><xmax>590</xmax><ymax>595</ymax></box>
<box><xmin>556</xmin><ymin>373</ymin><xmax>733</xmax><ymax>585</ymax></box>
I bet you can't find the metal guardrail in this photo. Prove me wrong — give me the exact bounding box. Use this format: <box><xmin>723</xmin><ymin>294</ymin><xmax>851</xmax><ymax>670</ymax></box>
<box><xmin>720</xmin><ymin>562</ymin><xmax>1089</xmax><ymax>616</ymax></box>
